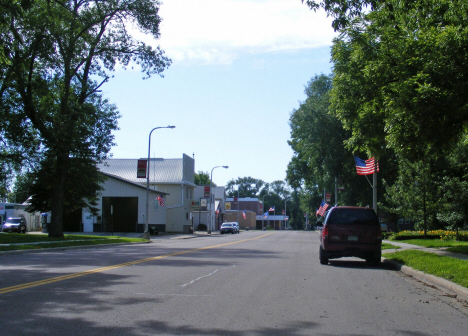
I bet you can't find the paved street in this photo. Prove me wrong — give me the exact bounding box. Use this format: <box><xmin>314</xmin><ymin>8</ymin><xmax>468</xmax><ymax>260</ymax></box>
<box><xmin>0</xmin><ymin>231</ymin><xmax>467</xmax><ymax>335</ymax></box>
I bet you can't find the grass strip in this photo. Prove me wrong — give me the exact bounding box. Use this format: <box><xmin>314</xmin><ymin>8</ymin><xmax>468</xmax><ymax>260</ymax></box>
<box><xmin>381</xmin><ymin>242</ymin><xmax>400</xmax><ymax>250</ymax></box>
<box><xmin>0</xmin><ymin>233</ymin><xmax>115</xmax><ymax>244</ymax></box>
<box><xmin>446</xmin><ymin>246</ymin><xmax>468</xmax><ymax>255</ymax></box>
<box><xmin>0</xmin><ymin>237</ymin><xmax>147</xmax><ymax>251</ymax></box>
<box><xmin>398</xmin><ymin>239</ymin><xmax>468</xmax><ymax>248</ymax></box>
<box><xmin>383</xmin><ymin>250</ymin><xmax>468</xmax><ymax>288</ymax></box>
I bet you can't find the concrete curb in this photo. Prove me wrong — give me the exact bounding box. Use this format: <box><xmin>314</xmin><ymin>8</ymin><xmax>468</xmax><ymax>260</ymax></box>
<box><xmin>382</xmin><ymin>258</ymin><xmax>468</xmax><ymax>303</ymax></box>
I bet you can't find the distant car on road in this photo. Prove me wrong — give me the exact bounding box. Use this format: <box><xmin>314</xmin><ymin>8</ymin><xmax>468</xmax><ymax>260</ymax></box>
<box><xmin>317</xmin><ymin>206</ymin><xmax>382</xmax><ymax>266</ymax></box>
<box><xmin>2</xmin><ymin>217</ymin><xmax>27</xmax><ymax>233</ymax></box>
<box><xmin>220</xmin><ymin>222</ymin><xmax>239</xmax><ymax>234</ymax></box>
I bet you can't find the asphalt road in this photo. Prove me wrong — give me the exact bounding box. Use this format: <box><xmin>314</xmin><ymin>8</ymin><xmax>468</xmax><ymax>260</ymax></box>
<box><xmin>0</xmin><ymin>231</ymin><xmax>467</xmax><ymax>336</ymax></box>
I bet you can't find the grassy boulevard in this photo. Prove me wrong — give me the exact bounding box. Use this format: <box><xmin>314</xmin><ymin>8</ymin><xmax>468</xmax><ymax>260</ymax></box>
<box><xmin>383</xmin><ymin>236</ymin><xmax>468</xmax><ymax>289</ymax></box>
<box><xmin>0</xmin><ymin>233</ymin><xmax>148</xmax><ymax>252</ymax></box>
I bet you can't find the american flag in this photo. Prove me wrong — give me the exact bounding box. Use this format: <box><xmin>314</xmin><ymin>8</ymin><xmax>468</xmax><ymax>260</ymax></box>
<box><xmin>317</xmin><ymin>201</ymin><xmax>329</xmax><ymax>217</ymax></box>
<box><xmin>269</xmin><ymin>206</ymin><xmax>275</xmax><ymax>212</ymax></box>
<box><xmin>242</xmin><ymin>211</ymin><xmax>246</xmax><ymax>219</ymax></box>
<box><xmin>157</xmin><ymin>195</ymin><xmax>164</xmax><ymax>207</ymax></box>
<box><xmin>263</xmin><ymin>212</ymin><xmax>268</xmax><ymax>218</ymax></box>
<box><xmin>354</xmin><ymin>156</ymin><xmax>380</xmax><ymax>175</ymax></box>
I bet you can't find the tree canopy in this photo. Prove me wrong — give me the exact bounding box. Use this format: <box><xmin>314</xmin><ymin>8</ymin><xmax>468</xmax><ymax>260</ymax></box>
<box><xmin>194</xmin><ymin>171</ymin><xmax>211</xmax><ymax>186</ymax></box>
<box><xmin>1</xmin><ymin>0</ymin><xmax>170</xmax><ymax>237</ymax></box>
<box><xmin>294</xmin><ymin>0</ymin><xmax>468</xmax><ymax>229</ymax></box>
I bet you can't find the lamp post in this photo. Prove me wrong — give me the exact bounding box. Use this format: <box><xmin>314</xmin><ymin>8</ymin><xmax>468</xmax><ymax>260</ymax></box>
<box><xmin>208</xmin><ymin>165</ymin><xmax>228</xmax><ymax>234</ymax></box>
<box><xmin>236</xmin><ymin>186</ymin><xmax>240</xmax><ymax>225</ymax></box>
<box><xmin>144</xmin><ymin>125</ymin><xmax>175</xmax><ymax>240</ymax></box>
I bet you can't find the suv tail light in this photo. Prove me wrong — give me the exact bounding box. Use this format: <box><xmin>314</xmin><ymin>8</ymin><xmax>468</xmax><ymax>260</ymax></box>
<box><xmin>322</xmin><ymin>226</ymin><xmax>329</xmax><ymax>240</ymax></box>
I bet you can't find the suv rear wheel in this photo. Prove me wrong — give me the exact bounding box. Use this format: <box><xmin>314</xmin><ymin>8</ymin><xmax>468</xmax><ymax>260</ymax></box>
<box><xmin>366</xmin><ymin>252</ymin><xmax>381</xmax><ymax>266</ymax></box>
<box><xmin>319</xmin><ymin>246</ymin><xmax>329</xmax><ymax>265</ymax></box>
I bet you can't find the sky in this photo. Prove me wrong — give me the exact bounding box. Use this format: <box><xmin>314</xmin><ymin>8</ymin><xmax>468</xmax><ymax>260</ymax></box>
<box><xmin>102</xmin><ymin>0</ymin><xmax>336</xmax><ymax>187</ymax></box>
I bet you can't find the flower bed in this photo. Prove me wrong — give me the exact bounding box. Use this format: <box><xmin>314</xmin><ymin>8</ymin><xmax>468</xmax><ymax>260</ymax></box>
<box><xmin>390</xmin><ymin>230</ymin><xmax>468</xmax><ymax>241</ymax></box>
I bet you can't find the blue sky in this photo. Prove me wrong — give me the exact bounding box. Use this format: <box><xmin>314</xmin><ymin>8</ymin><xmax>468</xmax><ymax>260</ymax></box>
<box><xmin>102</xmin><ymin>0</ymin><xmax>336</xmax><ymax>187</ymax></box>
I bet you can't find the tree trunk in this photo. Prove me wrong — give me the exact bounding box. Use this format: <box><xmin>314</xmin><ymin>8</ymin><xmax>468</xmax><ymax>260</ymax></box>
<box><xmin>48</xmin><ymin>154</ymin><xmax>68</xmax><ymax>238</ymax></box>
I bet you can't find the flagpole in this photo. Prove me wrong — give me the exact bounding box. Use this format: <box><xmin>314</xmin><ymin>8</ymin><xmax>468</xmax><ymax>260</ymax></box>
<box><xmin>373</xmin><ymin>159</ymin><xmax>378</xmax><ymax>215</ymax></box>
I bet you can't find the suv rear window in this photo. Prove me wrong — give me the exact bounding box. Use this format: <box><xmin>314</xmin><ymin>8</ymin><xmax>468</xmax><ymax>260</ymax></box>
<box><xmin>326</xmin><ymin>208</ymin><xmax>378</xmax><ymax>226</ymax></box>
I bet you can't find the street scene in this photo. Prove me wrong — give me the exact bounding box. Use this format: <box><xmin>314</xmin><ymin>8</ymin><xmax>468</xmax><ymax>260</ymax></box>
<box><xmin>0</xmin><ymin>231</ymin><xmax>467</xmax><ymax>335</ymax></box>
<box><xmin>2</xmin><ymin>1</ymin><xmax>468</xmax><ymax>335</ymax></box>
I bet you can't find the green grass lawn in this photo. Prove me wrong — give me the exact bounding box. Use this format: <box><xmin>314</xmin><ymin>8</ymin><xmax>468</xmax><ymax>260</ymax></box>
<box><xmin>0</xmin><ymin>233</ymin><xmax>147</xmax><ymax>251</ymax></box>
<box><xmin>381</xmin><ymin>242</ymin><xmax>401</xmax><ymax>250</ymax></box>
<box><xmin>0</xmin><ymin>233</ymin><xmax>114</xmax><ymax>244</ymax></box>
<box><xmin>446</xmin><ymin>246</ymin><xmax>468</xmax><ymax>255</ymax></box>
<box><xmin>383</xmin><ymin>250</ymin><xmax>468</xmax><ymax>288</ymax></box>
<box><xmin>397</xmin><ymin>239</ymin><xmax>468</xmax><ymax>249</ymax></box>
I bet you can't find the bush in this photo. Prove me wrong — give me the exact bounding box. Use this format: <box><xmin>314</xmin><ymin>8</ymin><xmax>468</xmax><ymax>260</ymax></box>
<box><xmin>197</xmin><ymin>223</ymin><xmax>207</xmax><ymax>231</ymax></box>
<box><xmin>390</xmin><ymin>230</ymin><xmax>468</xmax><ymax>241</ymax></box>
<box><xmin>382</xmin><ymin>232</ymin><xmax>393</xmax><ymax>240</ymax></box>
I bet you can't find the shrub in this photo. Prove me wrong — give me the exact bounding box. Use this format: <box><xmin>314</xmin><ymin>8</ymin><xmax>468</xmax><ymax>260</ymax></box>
<box><xmin>390</xmin><ymin>230</ymin><xmax>468</xmax><ymax>241</ymax></box>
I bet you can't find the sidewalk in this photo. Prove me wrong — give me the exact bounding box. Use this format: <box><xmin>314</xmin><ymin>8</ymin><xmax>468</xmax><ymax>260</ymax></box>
<box><xmin>383</xmin><ymin>239</ymin><xmax>468</xmax><ymax>260</ymax></box>
<box><xmin>382</xmin><ymin>240</ymin><xmax>468</xmax><ymax>302</ymax></box>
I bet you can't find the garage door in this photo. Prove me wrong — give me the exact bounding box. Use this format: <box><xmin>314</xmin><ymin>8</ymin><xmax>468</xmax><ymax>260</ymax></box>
<box><xmin>102</xmin><ymin>197</ymin><xmax>138</xmax><ymax>232</ymax></box>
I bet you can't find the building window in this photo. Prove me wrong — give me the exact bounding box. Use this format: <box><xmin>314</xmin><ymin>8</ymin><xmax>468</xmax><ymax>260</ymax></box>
<box><xmin>398</xmin><ymin>219</ymin><xmax>404</xmax><ymax>224</ymax></box>
<box><xmin>405</xmin><ymin>219</ymin><xmax>410</xmax><ymax>224</ymax></box>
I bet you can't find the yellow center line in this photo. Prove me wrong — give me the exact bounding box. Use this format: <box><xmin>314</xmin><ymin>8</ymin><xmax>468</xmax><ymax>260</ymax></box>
<box><xmin>0</xmin><ymin>232</ymin><xmax>275</xmax><ymax>295</ymax></box>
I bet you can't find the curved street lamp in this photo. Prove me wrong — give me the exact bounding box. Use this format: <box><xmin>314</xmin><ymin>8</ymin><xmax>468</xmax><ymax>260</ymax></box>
<box><xmin>144</xmin><ymin>125</ymin><xmax>175</xmax><ymax>240</ymax></box>
<box><xmin>208</xmin><ymin>165</ymin><xmax>229</xmax><ymax>234</ymax></box>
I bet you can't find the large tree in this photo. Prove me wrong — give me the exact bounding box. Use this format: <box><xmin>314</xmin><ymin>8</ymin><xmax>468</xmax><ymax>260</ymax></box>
<box><xmin>324</xmin><ymin>0</ymin><xmax>468</xmax><ymax>159</ymax></box>
<box><xmin>1</xmin><ymin>0</ymin><xmax>170</xmax><ymax>237</ymax></box>
<box><xmin>288</xmin><ymin>74</ymin><xmax>349</xmax><ymax>190</ymax></box>
<box><xmin>226</xmin><ymin>177</ymin><xmax>266</xmax><ymax>198</ymax></box>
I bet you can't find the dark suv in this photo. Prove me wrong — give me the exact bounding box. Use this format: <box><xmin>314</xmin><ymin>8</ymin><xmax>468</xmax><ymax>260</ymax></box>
<box><xmin>318</xmin><ymin>206</ymin><xmax>382</xmax><ymax>265</ymax></box>
<box><xmin>2</xmin><ymin>217</ymin><xmax>28</xmax><ymax>233</ymax></box>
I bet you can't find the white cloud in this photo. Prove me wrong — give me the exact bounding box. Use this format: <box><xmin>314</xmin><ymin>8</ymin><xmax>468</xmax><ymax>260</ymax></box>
<box><xmin>156</xmin><ymin>0</ymin><xmax>336</xmax><ymax>64</ymax></box>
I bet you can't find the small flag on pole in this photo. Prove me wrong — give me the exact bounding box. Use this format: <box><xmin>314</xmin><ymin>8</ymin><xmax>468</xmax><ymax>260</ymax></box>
<box><xmin>157</xmin><ymin>195</ymin><xmax>165</xmax><ymax>207</ymax></box>
<box><xmin>317</xmin><ymin>201</ymin><xmax>329</xmax><ymax>217</ymax></box>
<box><xmin>242</xmin><ymin>211</ymin><xmax>246</xmax><ymax>219</ymax></box>
<box><xmin>263</xmin><ymin>212</ymin><xmax>268</xmax><ymax>218</ymax></box>
<box><xmin>354</xmin><ymin>156</ymin><xmax>379</xmax><ymax>175</ymax></box>
<box><xmin>269</xmin><ymin>206</ymin><xmax>275</xmax><ymax>212</ymax></box>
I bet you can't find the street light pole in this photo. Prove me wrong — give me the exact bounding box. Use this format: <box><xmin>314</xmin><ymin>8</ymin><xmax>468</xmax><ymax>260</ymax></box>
<box><xmin>208</xmin><ymin>165</ymin><xmax>228</xmax><ymax>234</ymax></box>
<box><xmin>237</xmin><ymin>186</ymin><xmax>239</xmax><ymax>225</ymax></box>
<box><xmin>144</xmin><ymin>125</ymin><xmax>175</xmax><ymax>240</ymax></box>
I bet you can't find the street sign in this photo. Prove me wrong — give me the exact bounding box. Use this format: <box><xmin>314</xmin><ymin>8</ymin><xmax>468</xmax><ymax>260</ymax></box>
<box><xmin>204</xmin><ymin>186</ymin><xmax>210</xmax><ymax>198</ymax></box>
<box><xmin>201</xmin><ymin>199</ymin><xmax>207</xmax><ymax>207</ymax></box>
<box><xmin>326</xmin><ymin>193</ymin><xmax>331</xmax><ymax>202</ymax></box>
<box><xmin>137</xmin><ymin>160</ymin><xmax>147</xmax><ymax>178</ymax></box>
